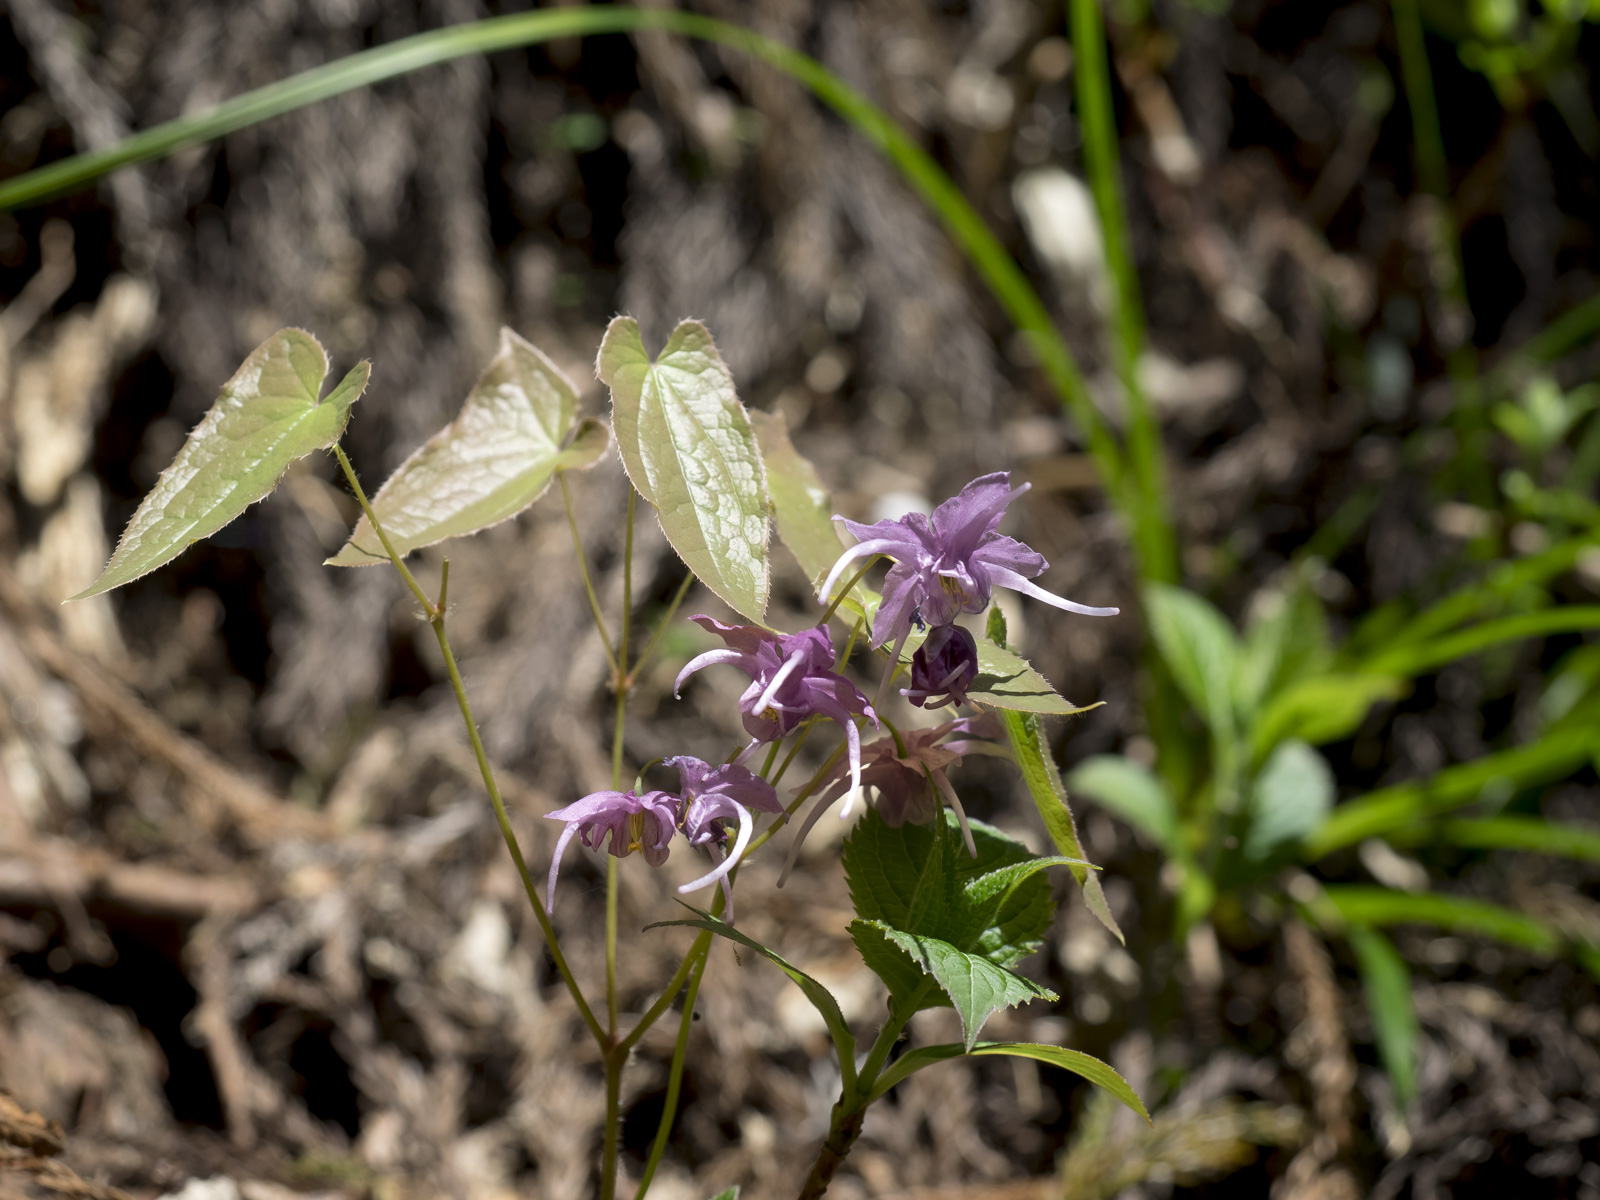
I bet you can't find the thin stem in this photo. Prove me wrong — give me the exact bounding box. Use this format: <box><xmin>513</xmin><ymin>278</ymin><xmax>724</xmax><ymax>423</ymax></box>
<box><xmin>561</xmin><ymin>472</ymin><xmax>619</xmax><ymax>676</ymax></box>
<box><xmin>626</xmin><ymin>567</ymin><xmax>696</xmax><ymax>686</ymax></box>
<box><xmin>746</xmin><ymin>739</ymin><xmax>848</xmax><ymax>860</ymax></box>
<box><xmin>332</xmin><ymin>446</ymin><xmax>436</xmax><ymax>616</ymax></box>
<box><xmin>601</xmin><ymin>488</ymin><xmax>638</xmax><ymax>1200</ymax></box>
<box><xmin>601</xmin><ymin>1050</ymin><xmax>623</xmax><ymax>1200</ymax></box>
<box><xmin>770</xmin><ymin>718</ymin><xmax>818</xmax><ymax>788</ymax></box>
<box><xmin>820</xmin><ymin>559</ymin><xmax>876</xmax><ymax>626</ymax></box>
<box><xmin>331</xmin><ymin>445</ymin><xmax>604</xmax><ymax>1043</ymax></box>
<box><xmin>632</xmin><ymin>929</ymin><xmax>711</xmax><ymax>1200</ymax></box>
<box><xmin>617</xmin><ymin>929</ymin><xmax>711</xmax><ymax>1056</ymax></box>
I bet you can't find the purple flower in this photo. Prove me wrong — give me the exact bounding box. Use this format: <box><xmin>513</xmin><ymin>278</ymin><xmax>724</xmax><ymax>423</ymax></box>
<box><xmin>820</xmin><ymin>472</ymin><xmax>1118</xmax><ymax>652</ymax></box>
<box><xmin>674</xmin><ymin>616</ymin><xmax>877</xmax><ymax>808</ymax></box>
<box><xmin>544</xmin><ymin>789</ymin><xmax>681</xmax><ymax>913</ymax></box>
<box><xmin>780</xmin><ymin>714</ymin><xmax>1009</xmax><ymax>882</ymax></box>
<box><xmin>669</xmin><ymin>756</ymin><xmax>783</xmax><ymax>918</ymax></box>
<box><xmin>903</xmin><ymin>623</ymin><xmax>979</xmax><ymax>709</ymax></box>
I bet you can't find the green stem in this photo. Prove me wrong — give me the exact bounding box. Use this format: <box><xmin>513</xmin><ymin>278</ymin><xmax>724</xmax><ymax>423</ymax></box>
<box><xmin>601</xmin><ymin>487</ymin><xmax>637</xmax><ymax>1200</ymax></box>
<box><xmin>632</xmin><ymin>928</ymin><xmax>711</xmax><ymax>1199</ymax></box>
<box><xmin>560</xmin><ymin>472</ymin><xmax>619</xmax><ymax>676</ymax></box>
<box><xmin>626</xmin><ymin>567</ymin><xmax>696</xmax><ymax>687</ymax></box>
<box><xmin>0</xmin><ymin>6</ymin><xmax>1162</xmax><ymax>580</ymax></box>
<box><xmin>1070</xmin><ymin>0</ymin><xmax>1174</xmax><ymax>584</ymax></box>
<box><xmin>330</xmin><ymin>445</ymin><xmax>605</xmax><ymax>1044</ymax></box>
<box><xmin>819</xmin><ymin>559</ymin><xmax>876</xmax><ymax>626</ymax></box>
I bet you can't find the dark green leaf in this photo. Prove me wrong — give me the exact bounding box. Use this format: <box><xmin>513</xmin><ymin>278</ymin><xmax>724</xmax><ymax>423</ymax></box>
<box><xmin>870</xmin><ymin>1041</ymin><xmax>1149</xmax><ymax>1121</ymax></box>
<box><xmin>1433</xmin><ymin>816</ymin><xmax>1600</xmax><ymax>863</ymax></box>
<box><xmin>650</xmin><ymin>913</ymin><xmax>856</xmax><ymax>1066</ymax></box>
<box><xmin>1348</xmin><ymin>924</ymin><xmax>1418</xmax><ymax>1107</ymax></box>
<box><xmin>1360</xmin><ymin>607</ymin><xmax>1600</xmax><ymax>678</ymax></box>
<box><xmin>856</xmin><ymin>921</ymin><xmax>1056</xmax><ymax>1050</ymax></box>
<box><xmin>598</xmin><ymin>317</ymin><xmax>770</xmax><ymax>620</ymax></box>
<box><xmin>73</xmin><ymin>329</ymin><xmax>368</xmax><ymax>599</ymax></box>
<box><xmin>330</xmin><ymin>329</ymin><xmax>601</xmax><ymax>565</ymax></box>
<box><xmin>749</xmin><ymin>409</ymin><xmax>841</xmax><ymax>590</ymax></box>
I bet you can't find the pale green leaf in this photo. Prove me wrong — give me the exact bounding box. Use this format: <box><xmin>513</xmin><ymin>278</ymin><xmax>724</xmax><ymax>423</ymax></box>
<box><xmin>1244</xmin><ymin>739</ymin><xmax>1334</xmax><ymax>861</ymax></box>
<box><xmin>706</xmin><ymin>1189</ymin><xmax>740</xmax><ymax>1200</ymax></box>
<box><xmin>749</xmin><ymin>409</ymin><xmax>841</xmax><ymax>590</ymax></box>
<box><xmin>1321</xmin><ymin>885</ymin><xmax>1563</xmax><ymax>954</ymax></box>
<box><xmin>862</xmin><ymin>922</ymin><xmax>1057</xmax><ymax>1050</ymax></box>
<box><xmin>898</xmin><ymin>624</ymin><xmax>1091</xmax><ymax>714</ymax></box>
<box><xmin>1348</xmin><ymin>924</ymin><xmax>1418</xmax><ymax>1107</ymax></box>
<box><xmin>1252</xmin><ymin>672</ymin><xmax>1407</xmax><ymax>758</ymax></box>
<box><xmin>73</xmin><ymin>328</ymin><xmax>368</xmax><ymax>600</ymax></box>
<box><xmin>870</xmin><ymin>1041</ymin><xmax>1150</xmax><ymax>1121</ymax></box>
<box><xmin>597</xmin><ymin>317</ymin><xmax>769</xmax><ymax>620</ymax></box>
<box><xmin>329</xmin><ymin>328</ymin><xmax>599</xmax><ymax>566</ymax></box>
<box><xmin>1143</xmin><ymin>583</ymin><xmax>1242</xmax><ymax>737</ymax></box>
<box><xmin>1067</xmin><ymin>755</ymin><xmax>1183</xmax><ymax>855</ymax></box>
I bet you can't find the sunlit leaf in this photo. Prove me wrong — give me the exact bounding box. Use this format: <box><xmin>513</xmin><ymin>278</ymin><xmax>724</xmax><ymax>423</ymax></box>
<box><xmin>598</xmin><ymin>317</ymin><xmax>769</xmax><ymax>620</ymax></box>
<box><xmin>993</xmin><ymin>615</ymin><xmax>1123</xmax><ymax>944</ymax></box>
<box><xmin>72</xmin><ymin>328</ymin><xmax>368</xmax><ymax>600</ymax></box>
<box><xmin>1143</xmin><ymin>583</ymin><xmax>1242</xmax><ymax>736</ymax></box>
<box><xmin>856</xmin><ymin>921</ymin><xmax>1056</xmax><ymax>1051</ymax></box>
<box><xmin>1252</xmin><ymin>672</ymin><xmax>1407</xmax><ymax>759</ymax></box>
<box><xmin>1348</xmin><ymin>924</ymin><xmax>1418</xmax><ymax>1107</ymax></box>
<box><xmin>1244</xmin><ymin>739</ymin><xmax>1334</xmax><ymax>861</ymax></box>
<box><xmin>749</xmin><ymin>409</ymin><xmax>841</xmax><ymax>589</ymax></box>
<box><xmin>870</xmin><ymin>1041</ymin><xmax>1149</xmax><ymax>1121</ymax></box>
<box><xmin>1321</xmin><ymin>885</ymin><xmax>1564</xmax><ymax>954</ymax></box>
<box><xmin>330</xmin><ymin>329</ymin><xmax>603</xmax><ymax>565</ymax></box>
<box><xmin>1067</xmin><ymin>755</ymin><xmax>1183</xmax><ymax>855</ymax></box>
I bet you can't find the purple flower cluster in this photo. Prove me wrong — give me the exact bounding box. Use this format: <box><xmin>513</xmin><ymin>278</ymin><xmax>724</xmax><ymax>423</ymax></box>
<box><xmin>545</xmin><ymin>757</ymin><xmax>779</xmax><ymax>918</ymax></box>
<box><xmin>820</xmin><ymin>472</ymin><xmax>1117</xmax><ymax>709</ymax></box>
<box><xmin>543</xmin><ymin>472</ymin><xmax>1117</xmax><ymax>913</ymax></box>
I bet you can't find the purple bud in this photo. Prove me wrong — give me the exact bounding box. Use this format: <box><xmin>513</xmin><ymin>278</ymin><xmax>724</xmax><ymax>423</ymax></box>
<box><xmin>903</xmin><ymin>623</ymin><xmax>979</xmax><ymax>709</ymax></box>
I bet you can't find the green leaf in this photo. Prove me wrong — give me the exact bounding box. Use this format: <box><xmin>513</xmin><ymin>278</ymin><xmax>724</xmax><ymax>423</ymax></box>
<box><xmin>843</xmin><ymin>807</ymin><xmax>1078</xmax><ymax>1037</ymax></box>
<box><xmin>1067</xmin><ymin>755</ymin><xmax>1182</xmax><ymax>855</ymax></box>
<box><xmin>650</xmin><ymin>912</ymin><xmax>856</xmax><ymax>1066</ymax></box>
<box><xmin>1303</xmin><ymin>724</ymin><xmax>1595</xmax><ymax>857</ymax></box>
<box><xmin>598</xmin><ymin>317</ymin><xmax>770</xmax><ymax>620</ymax></box>
<box><xmin>1252</xmin><ymin>672</ymin><xmax>1407</xmax><ymax>759</ymax></box>
<box><xmin>1244</xmin><ymin>739</ymin><xmax>1334</xmax><ymax>861</ymax></box>
<box><xmin>1321</xmin><ymin>885</ymin><xmax>1563</xmax><ymax>954</ymax></box>
<box><xmin>1143</xmin><ymin>583</ymin><xmax>1242</xmax><ymax>735</ymax></box>
<box><xmin>1432</xmin><ymin>815</ymin><xmax>1600</xmax><ymax>863</ymax></box>
<box><xmin>329</xmin><ymin>328</ymin><xmax>602</xmax><ymax>566</ymax></box>
<box><xmin>1236</xmin><ymin>583</ymin><xmax>1332</xmax><ymax>714</ymax></box>
<box><xmin>705</xmin><ymin>1190</ymin><xmax>740</xmax><ymax>1200</ymax></box>
<box><xmin>869</xmin><ymin>1041</ymin><xmax>1149</xmax><ymax>1121</ymax></box>
<box><xmin>1000</xmin><ymin>709</ymin><xmax>1124</xmax><ymax>943</ymax></box>
<box><xmin>749</xmin><ymin>409</ymin><xmax>842</xmax><ymax>590</ymax></box>
<box><xmin>856</xmin><ymin>921</ymin><xmax>1057</xmax><ymax>1050</ymax></box>
<box><xmin>1347</xmin><ymin>924</ymin><xmax>1418</xmax><ymax>1108</ymax></box>
<box><xmin>1359</xmin><ymin>607</ymin><xmax>1600</xmax><ymax>678</ymax></box>
<box><xmin>72</xmin><ymin>329</ymin><xmax>368</xmax><ymax>599</ymax></box>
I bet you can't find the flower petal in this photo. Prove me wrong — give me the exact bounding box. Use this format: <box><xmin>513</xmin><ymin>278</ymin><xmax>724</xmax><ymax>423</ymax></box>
<box><xmin>986</xmin><ymin>565</ymin><xmax>1120</xmax><ymax>617</ymax></box>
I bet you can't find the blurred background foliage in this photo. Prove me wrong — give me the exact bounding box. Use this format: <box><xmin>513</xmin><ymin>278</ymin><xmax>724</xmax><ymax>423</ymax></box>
<box><xmin>0</xmin><ymin>0</ymin><xmax>1597</xmax><ymax>1198</ymax></box>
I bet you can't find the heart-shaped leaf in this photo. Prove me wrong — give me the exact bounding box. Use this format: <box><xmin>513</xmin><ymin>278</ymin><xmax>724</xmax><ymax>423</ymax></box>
<box><xmin>749</xmin><ymin>409</ymin><xmax>843</xmax><ymax>590</ymax></box>
<box><xmin>598</xmin><ymin>317</ymin><xmax>770</xmax><ymax>620</ymax></box>
<box><xmin>329</xmin><ymin>328</ymin><xmax>603</xmax><ymax>566</ymax></box>
<box><xmin>72</xmin><ymin>328</ymin><xmax>368</xmax><ymax>600</ymax></box>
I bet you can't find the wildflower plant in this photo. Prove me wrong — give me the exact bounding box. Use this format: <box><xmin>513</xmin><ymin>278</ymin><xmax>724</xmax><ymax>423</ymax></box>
<box><xmin>72</xmin><ymin>319</ymin><xmax>1147</xmax><ymax>1198</ymax></box>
